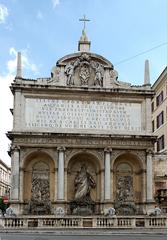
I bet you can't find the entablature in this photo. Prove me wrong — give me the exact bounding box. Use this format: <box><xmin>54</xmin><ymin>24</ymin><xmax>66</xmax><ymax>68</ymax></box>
<box><xmin>7</xmin><ymin>131</ymin><xmax>156</xmax><ymax>150</ymax></box>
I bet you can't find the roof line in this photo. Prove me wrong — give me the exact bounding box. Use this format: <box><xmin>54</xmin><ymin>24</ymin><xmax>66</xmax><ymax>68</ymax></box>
<box><xmin>0</xmin><ymin>159</ymin><xmax>11</xmax><ymax>170</ymax></box>
<box><xmin>152</xmin><ymin>66</ymin><xmax>167</xmax><ymax>89</ymax></box>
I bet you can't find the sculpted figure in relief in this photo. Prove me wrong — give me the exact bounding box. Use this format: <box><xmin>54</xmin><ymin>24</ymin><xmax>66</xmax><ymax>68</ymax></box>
<box><xmin>90</xmin><ymin>61</ymin><xmax>104</xmax><ymax>87</ymax></box>
<box><xmin>65</xmin><ymin>59</ymin><xmax>81</xmax><ymax>85</ymax></box>
<box><xmin>94</xmin><ymin>63</ymin><xmax>104</xmax><ymax>86</ymax></box>
<box><xmin>50</xmin><ymin>66</ymin><xmax>61</xmax><ymax>83</ymax></box>
<box><xmin>65</xmin><ymin>61</ymin><xmax>75</xmax><ymax>85</ymax></box>
<box><xmin>74</xmin><ymin>164</ymin><xmax>96</xmax><ymax>203</ymax></box>
<box><xmin>110</xmin><ymin>69</ymin><xmax>120</xmax><ymax>85</ymax></box>
<box><xmin>116</xmin><ymin>176</ymin><xmax>134</xmax><ymax>202</ymax></box>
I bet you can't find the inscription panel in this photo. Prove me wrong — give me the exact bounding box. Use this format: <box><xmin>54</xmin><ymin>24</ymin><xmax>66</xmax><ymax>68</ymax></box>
<box><xmin>25</xmin><ymin>98</ymin><xmax>142</xmax><ymax>133</ymax></box>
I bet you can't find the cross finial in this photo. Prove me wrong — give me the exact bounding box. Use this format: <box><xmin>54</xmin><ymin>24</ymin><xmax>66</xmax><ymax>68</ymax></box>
<box><xmin>79</xmin><ymin>15</ymin><xmax>90</xmax><ymax>31</ymax></box>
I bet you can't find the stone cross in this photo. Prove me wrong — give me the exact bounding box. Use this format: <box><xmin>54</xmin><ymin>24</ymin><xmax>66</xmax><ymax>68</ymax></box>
<box><xmin>79</xmin><ymin>15</ymin><xmax>90</xmax><ymax>31</ymax></box>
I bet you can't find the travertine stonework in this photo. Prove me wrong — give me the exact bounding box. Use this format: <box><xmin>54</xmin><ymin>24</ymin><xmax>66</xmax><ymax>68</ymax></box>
<box><xmin>25</xmin><ymin>99</ymin><xmax>141</xmax><ymax>133</ymax></box>
<box><xmin>8</xmin><ymin>34</ymin><xmax>156</xmax><ymax>215</ymax></box>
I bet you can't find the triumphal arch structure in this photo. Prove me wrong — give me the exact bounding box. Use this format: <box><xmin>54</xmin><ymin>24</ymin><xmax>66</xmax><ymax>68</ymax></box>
<box><xmin>8</xmin><ymin>30</ymin><xmax>155</xmax><ymax>216</ymax></box>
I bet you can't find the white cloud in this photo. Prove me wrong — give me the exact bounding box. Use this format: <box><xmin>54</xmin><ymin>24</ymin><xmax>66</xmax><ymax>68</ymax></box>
<box><xmin>52</xmin><ymin>0</ymin><xmax>60</xmax><ymax>8</ymax></box>
<box><xmin>0</xmin><ymin>72</ymin><xmax>13</xmax><ymax>166</ymax></box>
<box><xmin>37</xmin><ymin>10</ymin><xmax>43</xmax><ymax>19</ymax></box>
<box><xmin>0</xmin><ymin>48</ymin><xmax>16</xmax><ymax>166</ymax></box>
<box><xmin>22</xmin><ymin>52</ymin><xmax>38</xmax><ymax>73</ymax></box>
<box><xmin>0</xmin><ymin>4</ymin><xmax>8</xmax><ymax>24</ymax></box>
<box><xmin>0</xmin><ymin>47</ymin><xmax>38</xmax><ymax>166</ymax></box>
<box><xmin>7</xmin><ymin>47</ymin><xmax>17</xmax><ymax>73</ymax></box>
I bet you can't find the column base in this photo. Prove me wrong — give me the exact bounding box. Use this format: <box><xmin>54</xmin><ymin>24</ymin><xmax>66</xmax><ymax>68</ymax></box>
<box><xmin>145</xmin><ymin>200</ymin><xmax>156</xmax><ymax>214</ymax></box>
<box><xmin>146</xmin><ymin>199</ymin><xmax>155</xmax><ymax>203</ymax></box>
<box><xmin>101</xmin><ymin>201</ymin><xmax>114</xmax><ymax>214</ymax></box>
<box><xmin>9</xmin><ymin>202</ymin><xmax>21</xmax><ymax>215</ymax></box>
<box><xmin>55</xmin><ymin>200</ymin><xmax>66</xmax><ymax>203</ymax></box>
<box><xmin>10</xmin><ymin>199</ymin><xmax>20</xmax><ymax>204</ymax></box>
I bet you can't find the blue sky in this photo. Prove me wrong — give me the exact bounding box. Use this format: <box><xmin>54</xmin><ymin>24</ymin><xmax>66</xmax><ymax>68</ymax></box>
<box><xmin>0</xmin><ymin>0</ymin><xmax>167</xmax><ymax>165</ymax></box>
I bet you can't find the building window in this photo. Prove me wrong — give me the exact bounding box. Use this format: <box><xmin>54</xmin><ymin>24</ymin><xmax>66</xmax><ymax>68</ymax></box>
<box><xmin>157</xmin><ymin>135</ymin><xmax>165</xmax><ymax>152</ymax></box>
<box><xmin>152</xmin><ymin>120</ymin><xmax>155</xmax><ymax>132</ymax></box>
<box><xmin>156</xmin><ymin>91</ymin><xmax>164</xmax><ymax>107</ymax></box>
<box><xmin>151</xmin><ymin>102</ymin><xmax>154</xmax><ymax>112</ymax></box>
<box><xmin>157</xmin><ymin>111</ymin><xmax>164</xmax><ymax>128</ymax></box>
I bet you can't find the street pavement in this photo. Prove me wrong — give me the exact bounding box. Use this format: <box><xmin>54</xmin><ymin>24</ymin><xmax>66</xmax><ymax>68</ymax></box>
<box><xmin>0</xmin><ymin>233</ymin><xmax>167</xmax><ymax>240</ymax></box>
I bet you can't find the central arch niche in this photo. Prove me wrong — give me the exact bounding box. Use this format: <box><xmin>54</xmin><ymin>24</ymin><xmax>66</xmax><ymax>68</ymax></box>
<box><xmin>67</xmin><ymin>152</ymin><xmax>101</xmax><ymax>214</ymax></box>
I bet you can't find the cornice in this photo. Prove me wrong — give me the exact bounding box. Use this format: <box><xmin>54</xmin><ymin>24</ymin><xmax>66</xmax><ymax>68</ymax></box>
<box><xmin>10</xmin><ymin>82</ymin><xmax>154</xmax><ymax>97</ymax></box>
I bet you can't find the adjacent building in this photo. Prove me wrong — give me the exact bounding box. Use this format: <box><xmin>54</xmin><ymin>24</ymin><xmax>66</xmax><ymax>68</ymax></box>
<box><xmin>151</xmin><ymin>67</ymin><xmax>167</xmax><ymax>211</ymax></box>
<box><xmin>152</xmin><ymin>67</ymin><xmax>167</xmax><ymax>153</ymax></box>
<box><xmin>0</xmin><ymin>159</ymin><xmax>11</xmax><ymax>198</ymax></box>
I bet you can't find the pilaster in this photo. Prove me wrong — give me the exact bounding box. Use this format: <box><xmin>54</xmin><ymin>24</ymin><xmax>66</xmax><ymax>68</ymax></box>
<box><xmin>10</xmin><ymin>145</ymin><xmax>20</xmax><ymax>201</ymax></box>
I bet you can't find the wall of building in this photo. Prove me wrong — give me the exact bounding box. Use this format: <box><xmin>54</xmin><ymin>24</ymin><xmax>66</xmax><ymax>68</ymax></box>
<box><xmin>152</xmin><ymin>68</ymin><xmax>167</xmax><ymax>212</ymax></box>
<box><xmin>0</xmin><ymin>159</ymin><xmax>11</xmax><ymax>198</ymax></box>
<box><xmin>8</xmin><ymin>50</ymin><xmax>156</xmax><ymax>215</ymax></box>
<box><xmin>152</xmin><ymin>68</ymin><xmax>167</xmax><ymax>153</ymax></box>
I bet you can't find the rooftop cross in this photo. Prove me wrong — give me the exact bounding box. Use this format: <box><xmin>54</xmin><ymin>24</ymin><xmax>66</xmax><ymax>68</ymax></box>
<box><xmin>79</xmin><ymin>15</ymin><xmax>90</xmax><ymax>31</ymax></box>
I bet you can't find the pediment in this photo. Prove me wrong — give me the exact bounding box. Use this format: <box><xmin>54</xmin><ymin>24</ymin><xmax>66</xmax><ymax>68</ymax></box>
<box><xmin>49</xmin><ymin>52</ymin><xmax>129</xmax><ymax>88</ymax></box>
<box><xmin>57</xmin><ymin>52</ymin><xmax>114</xmax><ymax>69</ymax></box>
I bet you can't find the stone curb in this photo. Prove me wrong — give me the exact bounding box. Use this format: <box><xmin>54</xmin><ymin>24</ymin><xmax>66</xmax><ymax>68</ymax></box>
<box><xmin>0</xmin><ymin>228</ymin><xmax>167</xmax><ymax>235</ymax></box>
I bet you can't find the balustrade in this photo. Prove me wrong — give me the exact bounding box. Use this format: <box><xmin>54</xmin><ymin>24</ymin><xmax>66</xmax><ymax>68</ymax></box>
<box><xmin>145</xmin><ymin>217</ymin><xmax>167</xmax><ymax>228</ymax></box>
<box><xmin>0</xmin><ymin>216</ymin><xmax>167</xmax><ymax>229</ymax></box>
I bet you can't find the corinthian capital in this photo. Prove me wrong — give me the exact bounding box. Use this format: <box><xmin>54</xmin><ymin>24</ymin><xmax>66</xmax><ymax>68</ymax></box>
<box><xmin>146</xmin><ymin>148</ymin><xmax>153</xmax><ymax>155</ymax></box>
<box><xmin>104</xmin><ymin>147</ymin><xmax>112</xmax><ymax>153</ymax></box>
<box><xmin>10</xmin><ymin>145</ymin><xmax>20</xmax><ymax>153</ymax></box>
<box><xmin>57</xmin><ymin>146</ymin><xmax>66</xmax><ymax>152</ymax></box>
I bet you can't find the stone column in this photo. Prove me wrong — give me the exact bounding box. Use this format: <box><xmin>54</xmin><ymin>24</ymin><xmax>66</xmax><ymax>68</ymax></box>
<box><xmin>11</xmin><ymin>146</ymin><xmax>20</xmax><ymax>200</ymax></box>
<box><xmin>146</xmin><ymin>149</ymin><xmax>153</xmax><ymax>202</ymax></box>
<box><xmin>104</xmin><ymin>148</ymin><xmax>112</xmax><ymax>200</ymax></box>
<box><xmin>57</xmin><ymin>147</ymin><xmax>65</xmax><ymax>200</ymax></box>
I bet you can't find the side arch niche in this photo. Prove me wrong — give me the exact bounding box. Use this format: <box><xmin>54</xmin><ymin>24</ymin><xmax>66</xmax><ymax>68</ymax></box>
<box><xmin>113</xmin><ymin>152</ymin><xmax>144</xmax><ymax>215</ymax></box>
<box><xmin>23</xmin><ymin>151</ymin><xmax>55</xmax><ymax>215</ymax></box>
<box><xmin>67</xmin><ymin>152</ymin><xmax>102</xmax><ymax>215</ymax></box>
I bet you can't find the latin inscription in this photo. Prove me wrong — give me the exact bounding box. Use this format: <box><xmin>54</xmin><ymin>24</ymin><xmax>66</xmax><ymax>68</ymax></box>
<box><xmin>25</xmin><ymin>98</ymin><xmax>141</xmax><ymax>132</ymax></box>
